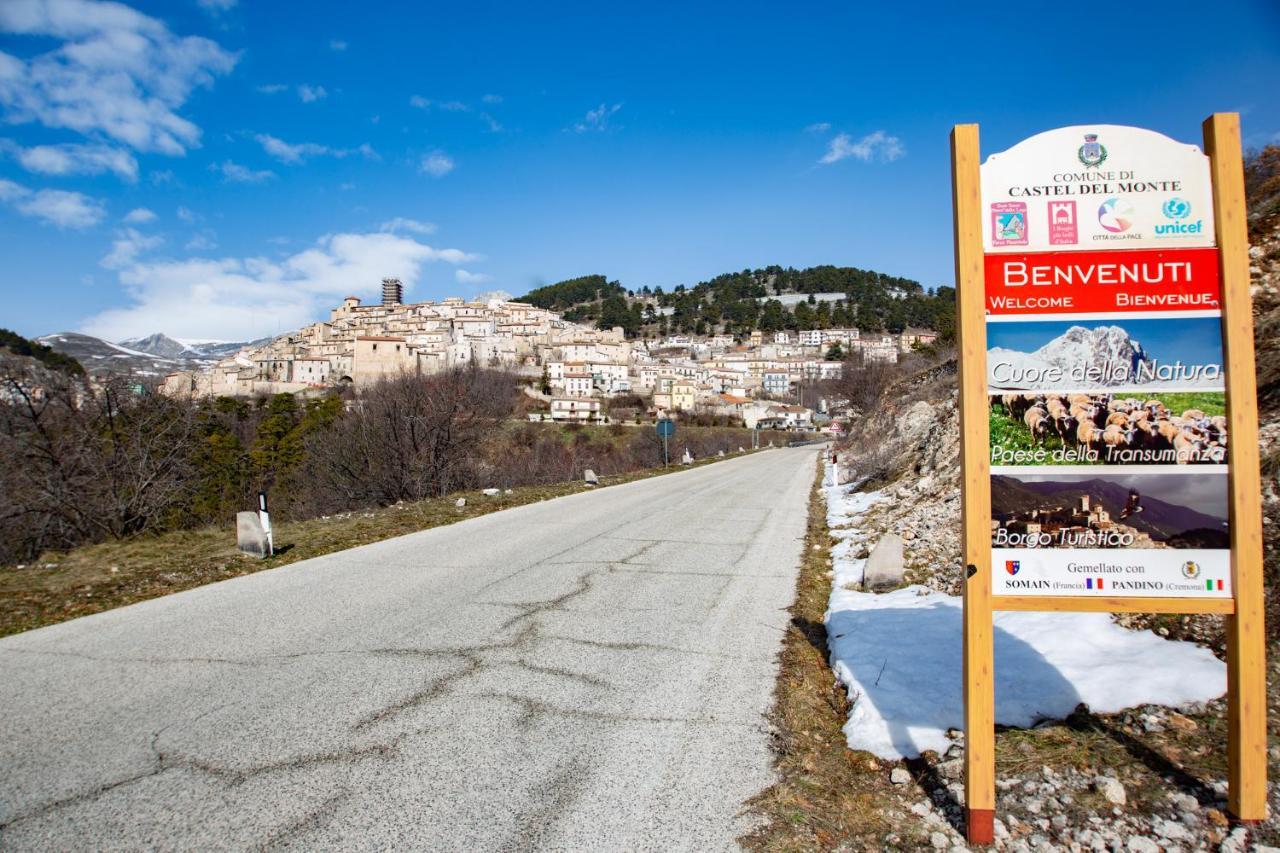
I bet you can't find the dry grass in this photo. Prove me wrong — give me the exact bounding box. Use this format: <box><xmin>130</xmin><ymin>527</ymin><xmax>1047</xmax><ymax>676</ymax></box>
<box><xmin>0</xmin><ymin>452</ymin><xmax>747</xmax><ymax>639</ymax></box>
<box><xmin>742</xmin><ymin>457</ymin><xmax>922</xmax><ymax>850</ymax></box>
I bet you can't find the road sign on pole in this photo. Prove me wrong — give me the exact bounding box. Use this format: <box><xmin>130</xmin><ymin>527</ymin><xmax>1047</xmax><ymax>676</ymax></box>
<box><xmin>952</xmin><ymin>115</ymin><xmax>1265</xmax><ymax>844</ymax></box>
<box><xmin>657</xmin><ymin>418</ymin><xmax>675</xmax><ymax>466</ymax></box>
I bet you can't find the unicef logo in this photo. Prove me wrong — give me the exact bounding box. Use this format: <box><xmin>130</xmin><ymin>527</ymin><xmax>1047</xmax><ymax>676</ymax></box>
<box><xmin>1162</xmin><ymin>198</ymin><xmax>1192</xmax><ymax>220</ymax></box>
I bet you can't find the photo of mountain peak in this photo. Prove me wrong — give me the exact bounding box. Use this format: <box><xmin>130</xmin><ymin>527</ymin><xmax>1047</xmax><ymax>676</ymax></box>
<box><xmin>986</xmin><ymin>316</ymin><xmax>1225</xmax><ymax>392</ymax></box>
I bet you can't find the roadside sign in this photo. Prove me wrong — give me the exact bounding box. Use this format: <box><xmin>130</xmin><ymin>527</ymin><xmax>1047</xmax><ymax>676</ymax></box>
<box><xmin>657</xmin><ymin>418</ymin><xmax>675</xmax><ymax>466</ymax></box>
<box><xmin>980</xmin><ymin>124</ymin><xmax>1216</xmax><ymax>253</ymax></box>
<box><xmin>952</xmin><ymin>115</ymin><xmax>1265</xmax><ymax>843</ymax></box>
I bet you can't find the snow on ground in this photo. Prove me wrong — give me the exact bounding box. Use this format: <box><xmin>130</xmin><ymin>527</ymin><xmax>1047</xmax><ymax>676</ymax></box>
<box><xmin>823</xmin><ymin>470</ymin><xmax>884</xmax><ymax>586</ymax></box>
<box><xmin>820</xmin><ymin>463</ymin><xmax>1228</xmax><ymax>761</ymax></box>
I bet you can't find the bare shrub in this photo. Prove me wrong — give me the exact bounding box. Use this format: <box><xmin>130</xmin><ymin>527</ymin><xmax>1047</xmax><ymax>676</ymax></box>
<box><xmin>299</xmin><ymin>368</ymin><xmax>518</xmax><ymax>512</ymax></box>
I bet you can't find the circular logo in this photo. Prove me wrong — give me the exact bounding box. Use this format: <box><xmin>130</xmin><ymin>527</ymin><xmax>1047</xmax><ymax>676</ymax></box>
<box><xmin>1097</xmin><ymin>198</ymin><xmax>1135</xmax><ymax>233</ymax></box>
<box><xmin>1181</xmin><ymin>560</ymin><xmax>1201</xmax><ymax>579</ymax></box>
<box><xmin>1162</xmin><ymin>197</ymin><xmax>1191</xmax><ymax>220</ymax></box>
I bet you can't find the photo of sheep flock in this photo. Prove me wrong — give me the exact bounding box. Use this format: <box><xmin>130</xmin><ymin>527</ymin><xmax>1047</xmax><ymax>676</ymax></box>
<box><xmin>990</xmin><ymin>391</ymin><xmax>1228</xmax><ymax>465</ymax></box>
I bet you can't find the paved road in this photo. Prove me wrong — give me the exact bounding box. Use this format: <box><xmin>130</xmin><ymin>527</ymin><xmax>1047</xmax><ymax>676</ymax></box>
<box><xmin>0</xmin><ymin>447</ymin><xmax>819</xmax><ymax>850</ymax></box>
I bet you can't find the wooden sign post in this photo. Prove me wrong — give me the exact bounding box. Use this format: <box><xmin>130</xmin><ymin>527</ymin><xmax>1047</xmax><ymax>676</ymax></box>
<box><xmin>952</xmin><ymin>114</ymin><xmax>1265</xmax><ymax>845</ymax></box>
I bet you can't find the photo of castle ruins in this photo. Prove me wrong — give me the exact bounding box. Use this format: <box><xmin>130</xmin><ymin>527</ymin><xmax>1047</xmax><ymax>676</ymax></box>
<box><xmin>991</xmin><ymin>472</ymin><xmax>1230</xmax><ymax>550</ymax></box>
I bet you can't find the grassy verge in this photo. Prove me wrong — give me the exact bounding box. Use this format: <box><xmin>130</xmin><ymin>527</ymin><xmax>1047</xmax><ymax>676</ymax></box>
<box><xmin>0</xmin><ymin>450</ymin><xmax>754</xmax><ymax>639</ymax></box>
<box><xmin>742</xmin><ymin>457</ymin><xmax>920</xmax><ymax>850</ymax></box>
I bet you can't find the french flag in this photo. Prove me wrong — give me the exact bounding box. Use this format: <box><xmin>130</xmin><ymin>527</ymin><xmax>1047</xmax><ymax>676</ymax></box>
<box><xmin>1086</xmin><ymin>578</ymin><xmax>1104</xmax><ymax>590</ymax></box>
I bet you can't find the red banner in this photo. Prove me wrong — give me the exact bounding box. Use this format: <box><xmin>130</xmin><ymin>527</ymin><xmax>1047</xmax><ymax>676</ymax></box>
<box><xmin>984</xmin><ymin>247</ymin><xmax>1220</xmax><ymax>316</ymax></box>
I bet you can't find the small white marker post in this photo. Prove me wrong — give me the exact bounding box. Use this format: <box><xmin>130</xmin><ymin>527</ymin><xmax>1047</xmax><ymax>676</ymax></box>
<box><xmin>257</xmin><ymin>491</ymin><xmax>274</xmax><ymax>557</ymax></box>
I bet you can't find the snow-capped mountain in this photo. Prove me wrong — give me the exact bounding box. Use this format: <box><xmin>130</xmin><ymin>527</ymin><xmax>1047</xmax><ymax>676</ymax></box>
<box><xmin>1031</xmin><ymin>325</ymin><xmax>1146</xmax><ymax>376</ymax></box>
<box><xmin>118</xmin><ymin>333</ymin><xmax>188</xmax><ymax>360</ymax></box>
<box><xmin>988</xmin><ymin>324</ymin><xmax>1153</xmax><ymax>390</ymax></box>
<box><xmin>37</xmin><ymin>332</ymin><xmax>263</xmax><ymax>379</ymax></box>
<box><xmin>118</xmin><ymin>333</ymin><xmax>258</xmax><ymax>362</ymax></box>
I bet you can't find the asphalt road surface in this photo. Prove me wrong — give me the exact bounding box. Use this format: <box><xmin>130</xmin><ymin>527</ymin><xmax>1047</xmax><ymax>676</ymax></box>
<box><xmin>0</xmin><ymin>446</ymin><xmax>819</xmax><ymax>851</ymax></box>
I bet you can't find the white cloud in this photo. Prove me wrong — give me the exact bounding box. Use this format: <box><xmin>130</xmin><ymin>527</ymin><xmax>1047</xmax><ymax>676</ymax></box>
<box><xmin>256</xmin><ymin>83</ymin><xmax>288</xmax><ymax>94</ymax></box>
<box><xmin>805</xmin><ymin>122</ymin><xmax>831</xmax><ymax>134</ymax></box>
<box><xmin>254</xmin><ymin>133</ymin><xmax>377</xmax><ymax>164</ymax></box>
<box><xmin>409</xmin><ymin>96</ymin><xmax>471</xmax><ymax>112</ymax></box>
<box><xmin>480</xmin><ymin>112</ymin><xmax>502</xmax><ymax>133</ymax></box>
<box><xmin>176</xmin><ymin>205</ymin><xmax>196</xmax><ymax>222</ymax></box>
<box><xmin>455</xmin><ymin>268</ymin><xmax>491</xmax><ymax>284</ymax></box>
<box><xmin>819</xmin><ymin>130</ymin><xmax>904</xmax><ymax>165</ymax></box>
<box><xmin>196</xmin><ymin>0</ymin><xmax>236</xmax><ymax>11</ymax></box>
<box><xmin>297</xmin><ymin>84</ymin><xmax>327</xmax><ymax>103</ymax></box>
<box><xmin>419</xmin><ymin>151</ymin><xmax>454</xmax><ymax>177</ymax></box>
<box><xmin>255</xmin><ymin>133</ymin><xmax>330</xmax><ymax>164</ymax></box>
<box><xmin>215</xmin><ymin>160</ymin><xmax>275</xmax><ymax>183</ymax></box>
<box><xmin>481</xmin><ymin>94</ymin><xmax>502</xmax><ymax>104</ymax></box>
<box><xmin>2</xmin><ymin>140</ymin><xmax>138</xmax><ymax>181</ymax></box>
<box><xmin>0</xmin><ymin>0</ymin><xmax>238</xmax><ymax>155</ymax></box>
<box><xmin>329</xmin><ymin>39</ymin><xmax>347</xmax><ymax>51</ymax></box>
<box><xmin>0</xmin><ymin>178</ymin><xmax>27</xmax><ymax>202</ymax></box>
<box><xmin>82</xmin><ymin>230</ymin><xmax>480</xmax><ymax>340</ymax></box>
<box><xmin>101</xmin><ymin>226</ymin><xmax>161</xmax><ymax>268</ymax></box>
<box><xmin>123</xmin><ymin>206</ymin><xmax>155</xmax><ymax>223</ymax></box>
<box><xmin>184</xmin><ymin>229</ymin><xmax>216</xmax><ymax>251</ymax></box>
<box><xmin>379</xmin><ymin>217</ymin><xmax>436</xmax><ymax>235</ymax></box>
<box><xmin>0</xmin><ymin>177</ymin><xmax>105</xmax><ymax>228</ymax></box>
<box><xmin>573</xmin><ymin>103</ymin><xmax>621</xmax><ymax>133</ymax></box>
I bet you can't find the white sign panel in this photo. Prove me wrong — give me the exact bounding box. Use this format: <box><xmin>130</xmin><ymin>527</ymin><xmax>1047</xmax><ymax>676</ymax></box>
<box><xmin>981</xmin><ymin>124</ymin><xmax>1216</xmax><ymax>253</ymax></box>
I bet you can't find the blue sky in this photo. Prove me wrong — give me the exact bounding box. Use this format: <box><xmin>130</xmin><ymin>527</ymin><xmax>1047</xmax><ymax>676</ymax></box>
<box><xmin>1</xmin><ymin>0</ymin><xmax>1278</xmax><ymax>342</ymax></box>
<box><xmin>988</xmin><ymin>317</ymin><xmax>1224</xmax><ymax>366</ymax></box>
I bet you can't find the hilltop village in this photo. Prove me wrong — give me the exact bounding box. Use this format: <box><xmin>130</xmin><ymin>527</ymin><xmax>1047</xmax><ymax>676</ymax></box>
<box><xmin>161</xmin><ymin>278</ymin><xmax>937</xmax><ymax>424</ymax></box>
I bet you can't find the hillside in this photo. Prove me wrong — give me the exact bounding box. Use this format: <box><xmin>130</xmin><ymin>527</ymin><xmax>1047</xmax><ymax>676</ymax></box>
<box><xmin>519</xmin><ymin>264</ymin><xmax>954</xmax><ymax>340</ymax></box>
<box><xmin>0</xmin><ymin>328</ymin><xmax>83</xmax><ymax>376</ymax></box>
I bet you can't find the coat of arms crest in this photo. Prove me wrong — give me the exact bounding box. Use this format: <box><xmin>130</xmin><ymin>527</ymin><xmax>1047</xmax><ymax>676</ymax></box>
<box><xmin>1078</xmin><ymin>133</ymin><xmax>1107</xmax><ymax>168</ymax></box>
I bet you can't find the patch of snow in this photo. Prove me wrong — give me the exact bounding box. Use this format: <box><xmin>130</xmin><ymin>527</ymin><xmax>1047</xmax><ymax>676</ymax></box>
<box><xmin>823</xmin><ymin>479</ymin><xmax>885</xmax><ymax>530</ymax></box>
<box><xmin>104</xmin><ymin>340</ymin><xmax>174</xmax><ymax>360</ymax></box>
<box><xmin>826</xmin><ymin>585</ymin><xmax>1224</xmax><ymax>759</ymax></box>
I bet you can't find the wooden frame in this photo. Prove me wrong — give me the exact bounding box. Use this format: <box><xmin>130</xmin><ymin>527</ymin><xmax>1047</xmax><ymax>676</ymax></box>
<box><xmin>994</xmin><ymin>596</ymin><xmax>1235</xmax><ymax>614</ymax></box>
<box><xmin>1204</xmin><ymin>112</ymin><xmax>1268</xmax><ymax>823</ymax></box>
<box><xmin>951</xmin><ymin>123</ymin><xmax>996</xmax><ymax>845</ymax></box>
<box><xmin>954</xmin><ymin>114</ymin><xmax>1266</xmax><ymax>843</ymax></box>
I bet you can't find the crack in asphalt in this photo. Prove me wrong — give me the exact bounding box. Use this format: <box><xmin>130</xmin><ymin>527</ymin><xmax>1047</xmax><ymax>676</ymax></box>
<box><xmin>483</xmin><ymin>692</ymin><xmax>757</xmax><ymax>731</ymax></box>
<box><xmin>255</xmin><ymin>791</ymin><xmax>350</xmax><ymax>851</ymax></box>
<box><xmin>0</xmin><ymin>720</ymin><xmax>400</xmax><ymax>833</ymax></box>
<box><xmin>505</xmin><ymin>757</ymin><xmax>589</xmax><ymax>850</ymax></box>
